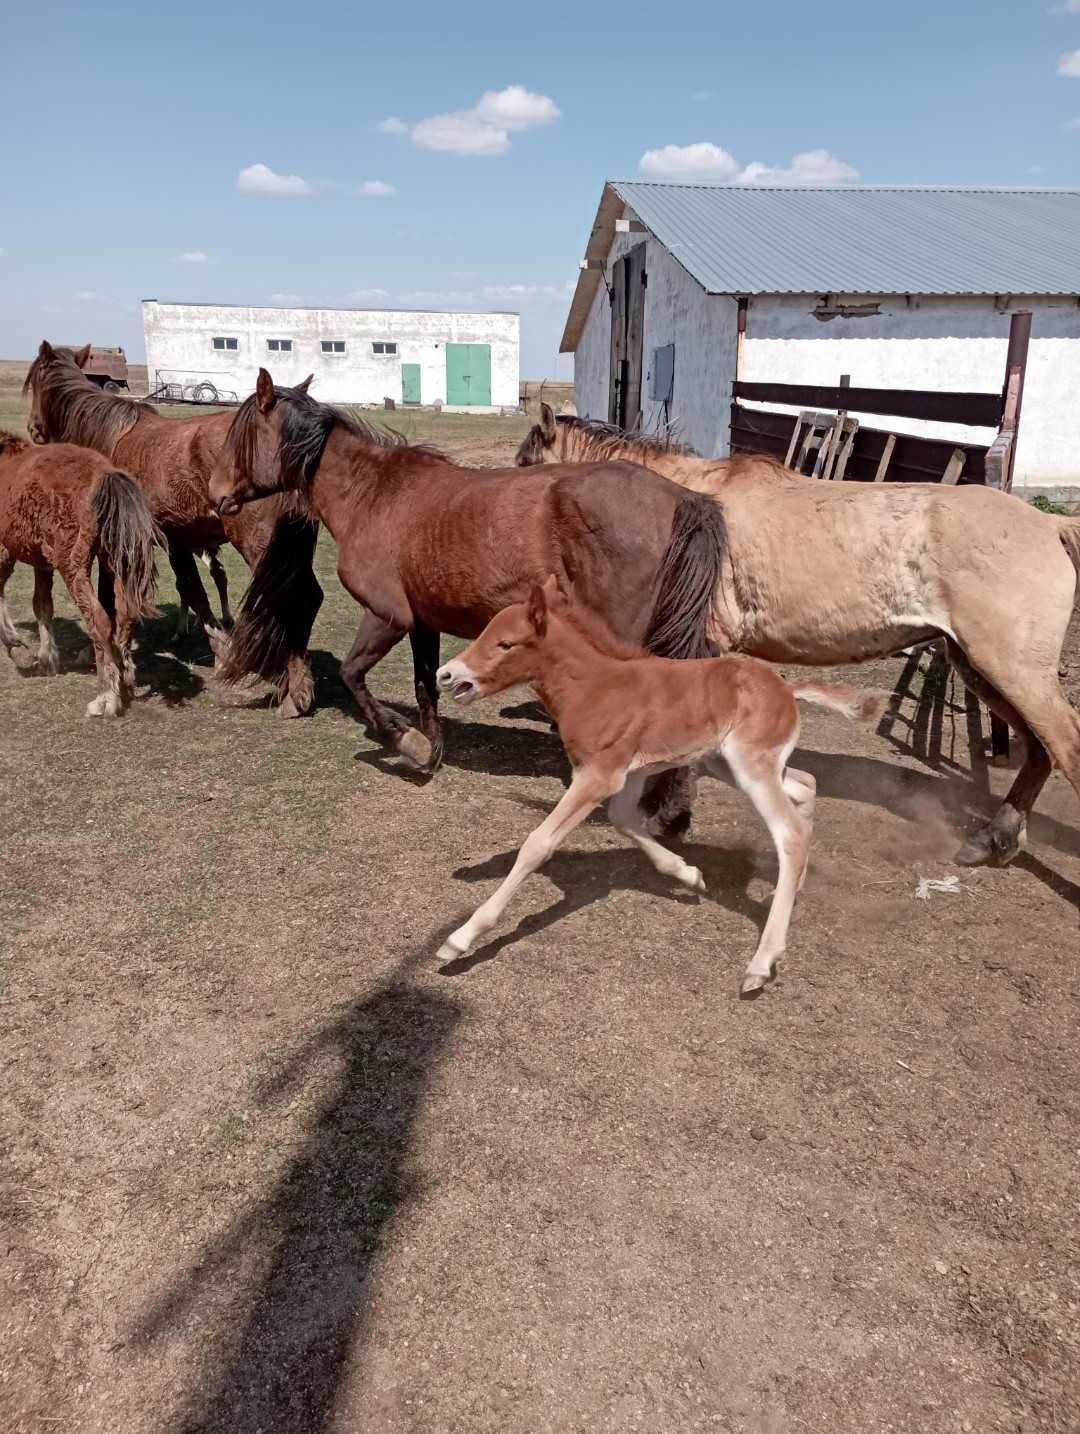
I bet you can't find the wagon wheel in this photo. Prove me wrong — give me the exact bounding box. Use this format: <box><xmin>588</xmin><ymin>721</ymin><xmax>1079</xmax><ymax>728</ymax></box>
<box><xmin>103</xmin><ymin>380</ymin><xmax>120</xmax><ymax>393</ymax></box>
<box><xmin>192</xmin><ymin>382</ymin><xmax>219</xmax><ymax>404</ymax></box>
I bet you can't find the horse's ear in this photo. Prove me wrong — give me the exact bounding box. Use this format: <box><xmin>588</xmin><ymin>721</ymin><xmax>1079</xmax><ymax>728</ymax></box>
<box><xmin>72</xmin><ymin>344</ymin><xmax>92</xmax><ymax>369</ymax></box>
<box><xmin>38</xmin><ymin>340</ymin><xmax>55</xmax><ymax>361</ymax></box>
<box><xmin>539</xmin><ymin>402</ymin><xmax>556</xmax><ymax>445</ymax></box>
<box><xmin>542</xmin><ymin>572</ymin><xmax>565</xmax><ymax>604</ymax></box>
<box><xmin>295</xmin><ymin>373</ymin><xmax>314</xmax><ymax>394</ymax></box>
<box><xmin>256</xmin><ymin>367</ymin><xmax>277</xmax><ymax>415</ymax></box>
<box><xmin>526</xmin><ymin>583</ymin><xmax>548</xmax><ymax>637</ymax></box>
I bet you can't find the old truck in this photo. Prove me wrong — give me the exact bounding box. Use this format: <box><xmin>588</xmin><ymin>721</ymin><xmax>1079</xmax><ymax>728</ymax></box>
<box><xmin>78</xmin><ymin>346</ymin><xmax>130</xmax><ymax>391</ymax></box>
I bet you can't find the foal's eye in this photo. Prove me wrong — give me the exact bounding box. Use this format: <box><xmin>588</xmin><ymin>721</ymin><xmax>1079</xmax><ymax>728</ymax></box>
<box><xmin>497</xmin><ymin>641</ymin><xmax>514</xmax><ymax>651</ymax></box>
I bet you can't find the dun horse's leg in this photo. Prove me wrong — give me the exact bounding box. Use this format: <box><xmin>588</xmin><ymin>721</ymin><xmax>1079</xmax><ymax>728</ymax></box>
<box><xmin>341</xmin><ymin>610</ymin><xmax>434</xmax><ymax>768</ymax></box>
<box><xmin>723</xmin><ymin>743</ymin><xmax>811</xmax><ymax>995</ymax></box>
<box><xmin>169</xmin><ymin>540</ymin><xmax>228</xmax><ymax>660</ymax></box>
<box><xmin>32</xmin><ymin>567</ymin><xmax>60</xmax><ymax>674</ymax></box>
<box><xmin>608</xmin><ymin>772</ymin><xmax>706</xmax><ymax>892</ymax></box>
<box><xmin>408</xmin><ymin>621</ymin><xmax>444</xmax><ymax>770</ymax></box>
<box><xmin>947</xmin><ymin>642</ymin><xmax>1054</xmax><ymax>865</ymax></box>
<box><xmin>0</xmin><ymin>549</ymin><xmax>24</xmax><ymax>656</ymax></box>
<box><xmin>438</xmin><ymin>770</ymin><xmax>616</xmax><ymax>963</ymax></box>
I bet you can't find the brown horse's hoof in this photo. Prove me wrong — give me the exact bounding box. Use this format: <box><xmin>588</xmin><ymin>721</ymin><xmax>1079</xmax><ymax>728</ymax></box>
<box><xmin>278</xmin><ymin>693</ymin><xmax>302</xmax><ymax>719</ymax></box>
<box><xmin>397</xmin><ymin>728</ymin><xmax>434</xmax><ymax>768</ymax></box>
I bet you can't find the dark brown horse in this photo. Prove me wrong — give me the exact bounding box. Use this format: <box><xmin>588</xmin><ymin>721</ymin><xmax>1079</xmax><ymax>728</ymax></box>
<box><xmin>208</xmin><ymin>370</ymin><xmax>727</xmax><ymax>830</ymax></box>
<box><xmin>0</xmin><ymin>431</ymin><xmax>162</xmax><ymax>715</ymax></box>
<box><xmin>23</xmin><ymin>343</ymin><xmax>322</xmax><ymax>717</ymax></box>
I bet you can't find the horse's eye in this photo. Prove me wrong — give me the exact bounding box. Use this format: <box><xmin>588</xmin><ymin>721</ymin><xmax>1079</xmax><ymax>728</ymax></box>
<box><xmin>497</xmin><ymin>641</ymin><xmax>514</xmax><ymax>651</ymax></box>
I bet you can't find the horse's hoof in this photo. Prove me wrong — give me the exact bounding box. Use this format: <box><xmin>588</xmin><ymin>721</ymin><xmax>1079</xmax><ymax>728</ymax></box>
<box><xmin>740</xmin><ymin>972</ymin><xmax>769</xmax><ymax>997</ymax></box>
<box><xmin>956</xmin><ymin>825</ymin><xmax>1021</xmax><ymax>866</ymax></box>
<box><xmin>37</xmin><ymin>655</ymin><xmax>61</xmax><ymax>677</ymax></box>
<box><xmin>679</xmin><ymin>865</ymin><xmax>706</xmax><ymax>894</ymax></box>
<box><xmin>278</xmin><ymin>693</ymin><xmax>302</xmax><ymax>719</ymax></box>
<box><xmin>437</xmin><ymin>936</ymin><xmax>469</xmax><ymax>964</ymax></box>
<box><xmin>86</xmin><ymin>692</ymin><xmax>123</xmax><ymax>718</ymax></box>
<box><xmin>397</xmin><ymin>728</ymin><xmax>434</xmax><ymax>768</ymax></box>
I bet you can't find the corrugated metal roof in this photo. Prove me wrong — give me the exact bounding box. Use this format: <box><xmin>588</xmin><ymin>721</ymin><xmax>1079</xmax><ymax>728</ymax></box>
<box><xmin>610</xmin><ymin>183</ymin><xmax>1080</xmax><ymax>297</ymax></box>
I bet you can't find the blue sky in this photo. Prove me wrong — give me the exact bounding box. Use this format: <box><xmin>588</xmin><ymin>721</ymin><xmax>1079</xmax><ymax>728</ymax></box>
<box><xmin>4</xmin><ymin>0</ymin><xmax>1080</xmax><ymax>376</ymax></box>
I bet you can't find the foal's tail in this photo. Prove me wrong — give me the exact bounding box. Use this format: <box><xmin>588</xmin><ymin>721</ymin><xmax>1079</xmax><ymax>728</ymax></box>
<box><xmin>793</xmin><ymin>683</ymin><xmax>892</xmax><ymax>724</ymax></box>
<box><xmin>93</xmin><ymin>470</ymin><xmax>164</xmax><ymax>621</ymax></box>
<box><xmin>644</xmin><ymin>491</ymin><xmax>728</xmax><ymax>659</ymax></box>
<box><xmin>219</xmin><ymin>499</ymin><xmax>322</xmax><ymax>686</ymax></box>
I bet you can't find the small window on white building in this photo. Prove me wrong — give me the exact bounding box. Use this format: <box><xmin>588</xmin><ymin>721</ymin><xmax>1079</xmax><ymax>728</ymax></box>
<box><xmin>267</xmin><ymin>338</ymin><xmax>293</xmax><ymax>353</ymax></box>
<box><xmin>212</xmin><ymin>337</ymin><xmax>238</xmax><ymax>351</ymax></box>
<box><xmin>321</xmin><ymin>340</ymin><xmax>346</xmax><ymax>354</ymax></box>
<box><xmin>372</xmin><ymin>341</ymin><xmax>398</xmax><ymax>356</ymax></box>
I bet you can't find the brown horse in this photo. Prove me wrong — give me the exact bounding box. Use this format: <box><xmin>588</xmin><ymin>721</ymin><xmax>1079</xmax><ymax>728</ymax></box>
<box><xmin>207</xmin><ymin>370</ymin><xmax>727</xmax><ymax>833</ymax></box>
<box><xmin>23</xmin><ymin>343</ymin><xmax>321</xmax><ymax>717</ymax></box>
<box><xmin>517</xmin><ymin>407</ymin><xmax>1080</xmax><ymax>867</ymax></box>
<box><xmin>435</xmin><ymin>576</ymin><xmax>887</xmax><ymax>990</ymax></box>
<box><xmin>0</xmin><ymin>431</ymin><xmax>162</xmax><ymax>715</ymax></box>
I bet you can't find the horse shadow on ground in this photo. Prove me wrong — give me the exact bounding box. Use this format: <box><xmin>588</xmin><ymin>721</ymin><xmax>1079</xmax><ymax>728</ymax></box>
<box><xmin>434</xmin><ymin>840</ymin><xmax>763</xmax><ymax>975</ymax></box>
<box><xmin>8</xmin><ymin>613</ymin><xmax>204</xmax><ymax>708</ymax></box>
<box><xmin>130</xmin><ymin>955</ymin><xmax>461</xmax><ymax>1434</ymax></box>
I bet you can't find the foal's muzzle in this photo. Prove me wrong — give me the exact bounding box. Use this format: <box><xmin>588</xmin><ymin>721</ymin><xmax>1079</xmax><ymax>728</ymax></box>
<box><xmin>436</xmin><ymin>661</ymin><xmax>479</xmax><ymax>704</ymax></box>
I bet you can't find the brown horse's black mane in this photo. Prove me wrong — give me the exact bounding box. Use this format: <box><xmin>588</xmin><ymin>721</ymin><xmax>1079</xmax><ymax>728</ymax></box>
<box><xmin>228</xmin><ymin>385</ymin><xmax>446</xmax><ymax>494</ymax></box>
<box><xmin>24</xmin><ymin>348</ymin><xmax>151</xmax><ymax>454</ymax></box>
<box><xmin>0</xmin><ymin>429</ymin><xmax>29</xmax><ymax>457</ymax></box>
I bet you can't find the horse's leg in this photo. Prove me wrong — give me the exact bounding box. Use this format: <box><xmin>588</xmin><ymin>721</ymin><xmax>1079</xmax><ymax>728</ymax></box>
<box><xmin>206</xmin><ymin>548</ymin><xmax>233</xmax><ymax>628</ymax></box>
<box><xmin>107</xmin><ymin>562</ymin><xmax>140</xmax><ymax>707</ymax></box>
<box><xmin>608</xmin><ymin>771</ymin><xmax>706</xmax><ymax>892</ymax></box>
<box><xmin>32</xmin><ymin>567</ymin><xmax>60</xmax><ymax>674</ymax></box>
<box><xmin>437</xmin><ymin>768</ymin><xmax>617</xmax><ymax>962</ymax></box>
<box><xmin>0</xmin><ymin>549</ymin><xmax>25</xmax><ymax>656</ymax></box>
<box><xmin>723</xmin><ymin>741</ymin><xmax>811</xmax><ymax>995</ymax></box>
<box><xmin>65</xmin><ymin>565</ymin><xmax>127</xmax><ymax>716</ymax></box>
<box><xmin>947</xmin><ymin>642</ymin><xmax>1056</xmax><ymax>865</ymax></box>
<box><xmin>168</xmin><ymin>539</ymin><xmax>228</xmax><ymax>661</ymax></box>
<box><xmin>408</xmin><ymin>621</ymin><xmax>444</xmax><ymax>770</ymax></box>
<box><xmin>639</xmin><ymin>769</ymin><xmax>697</xmax><ymax>841</ymax></box>
<box><xmin>229</xmin><ymin>519</ymin><xmax>319</xmax><ymax>719</ymax></box>
<box><xmin>341</xmin><ymin>610</ymin><xmax>433</xmax><ymax>768</ymax></box>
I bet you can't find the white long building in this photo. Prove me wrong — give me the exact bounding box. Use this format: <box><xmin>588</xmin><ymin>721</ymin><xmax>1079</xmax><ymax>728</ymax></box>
<box><xmin>142</xmin><ymin>300</ymin><xmax>520</xmax><ymax>411</ymax></box>
<box><xmin>562</xmin><ymin>183</ymin><xmax>1080</xmax><ymax>491</ymax></box>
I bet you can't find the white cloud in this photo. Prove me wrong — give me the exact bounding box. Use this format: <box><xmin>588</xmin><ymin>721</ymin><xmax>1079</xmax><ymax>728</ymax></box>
<box><xmin>639</xmin><ymin>141</ymin><xmax>739</xmax><ymax>181</ymax></box>
<box><xmin>690</xmin><ymin>89</ymin><xmax>713</xmax><ymax>103</ymax></box>
<box><xmin>268</xmin><ymin>292</ymin><xmax>302</xmax><ymax>305</ymax></box>
<box><xmin>358</xmin><ymin>179</ymin><xmax>396</xmax><ymax>197</ymax></box>
<box><xmin>237</xmin><ymin>162</ymin><xmax>314</xmax><ymax>197</ymax></box>
<box><xmin>638</xmin><ymin>142</ymin><xmax>859</xmax><ymax>185</ymax></box>
<box><xmin>76</xmin><ymin>291</ymin><xmax>99</xmax><ymax>302</ymax></box>
<box><xmin>1058</xmin><ymin>49</ymin><xmax>1080</xmax><ymax>77</ymax></box>
<box><xmin>176</xmin><ymin>250</ymin><xmax>209</xmax><ymax>264</ymax></box>
<box><xmin>1062</xmin><ymin>2</ymin><xmax>1080</xmax><ymax>12</ymax></box>
<box><xmin>380</xmin><ymin>85</ymin><xmax>560</xmax><ymax>157</ymax></box>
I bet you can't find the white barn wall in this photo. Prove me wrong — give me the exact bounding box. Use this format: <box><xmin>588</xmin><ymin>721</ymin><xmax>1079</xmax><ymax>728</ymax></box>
<box><xmin>142</xmin><ymin>302</ymin><xmax>520</xmax><ymax>411</ymax></box>
<box><xmin>572</xmin><ymin>223</ymin><xmax>737</xmax><ymax>458</ymax></box>
<box><xmin>742</xmin><ymin>293</ymin><xmax>1080</xmax><ymax>487</ymax></box>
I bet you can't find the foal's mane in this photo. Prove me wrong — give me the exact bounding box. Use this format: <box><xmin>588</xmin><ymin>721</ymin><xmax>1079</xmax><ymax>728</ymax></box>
<box><xmin>0</xmin><ymin>429</ymin><xmax>29</xmax><ymax>456</ymax></box>
<box><xmin>228</xmin><ymin>384</ymin><xmax>446</xmax><ymax>493</ymax></box>
<box><xmin>557</xmin><ymin>415</ymin><xmax>699</xmax><ymax>463</ymax></box>
<box><xmin>23</xmin><ymin>348</ymin><xmax>150</xmax><ymax>455</ymax></box>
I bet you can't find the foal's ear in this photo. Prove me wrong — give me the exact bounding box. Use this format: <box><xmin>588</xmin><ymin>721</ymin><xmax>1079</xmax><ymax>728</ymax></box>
<box><xmin>539</xmin><ymin>401</ymin><xmax>556</xmax><ymax>445</ymax></box>
<box><xmin>73</xmin><ymin>344</ymin><xmax>92</xmax><ymax>369</ymax></box>
<box><xmin>541</xmin><ymin>572</ymin><xmax>564</xmax><ymax>604</ymax></box>
<box><xmin>294</xmin><ymin>373</ymin><xmax>314</xmax><ymax>395</ymax></box>
<box><xmin>255</xmin><ymin>367</ymin><xmax>277</xmax><ymax>415</ymax></box>
<box><xmin>526</xmin><ymin>583</ymin><xmax>548</xmax><ymax>636</ymax></box>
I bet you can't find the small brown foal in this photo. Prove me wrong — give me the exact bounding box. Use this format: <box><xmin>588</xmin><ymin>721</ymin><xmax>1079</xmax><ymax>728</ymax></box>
<box><xmin>436</xmin><ymin>578</ymin><xmax>886</xmax><ymax>993</ymax></box>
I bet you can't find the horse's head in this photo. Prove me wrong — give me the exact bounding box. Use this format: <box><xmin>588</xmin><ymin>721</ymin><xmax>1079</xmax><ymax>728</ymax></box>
<box><xmin>23</xmin><ymin>340</ymin><xmax>92</xmax><ymax>443</ymax></box>
<box><xmin>210</xmin><ymin>368</ymin><xmax>315</xmax><ymax>516</ymax></box>
<box><xmin>514</xmin><ymin>402</ymin><xmax>561</xmax><ymax>467</ymax></box>
<box><xmin>436</xmin><ymin>576</ymin><xmax>566</xmax><ymax>704</ymax></box>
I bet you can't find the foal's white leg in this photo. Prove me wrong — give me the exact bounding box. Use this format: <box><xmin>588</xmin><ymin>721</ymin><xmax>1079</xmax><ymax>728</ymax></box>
<box><xmin>726</xmin><ymin>745</ymin><xmax>811</xmax><ymax>994</ymax></box>
<box><xmin>783</xmin><ymin>767</ymin><xmax>816</xmax><ymax>892</ymax></box>
<box><xmin>609</xmin><ymin>772</ymin><xmax>707</xmax><ymax>893</ymax></box>
<box><xmin>438</xmin><ymin>770</ymin><xmax>615</xmax><ymax>963</ymax></box>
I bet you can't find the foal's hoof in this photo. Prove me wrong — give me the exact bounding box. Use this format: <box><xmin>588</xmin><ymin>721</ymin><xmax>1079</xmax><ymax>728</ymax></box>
<box><xmin>397</xmin><ymin>728</ymin><xmax>434</xmax><ymax>769</ymax></box>
<box><xmin>955</xmin><ymin>824</ymin><xmax>1022</xmax><ymax>867</ymax></box>
<box><xmin>679</xmin><ymin>865</ymin><xmax>707</xmax><ymax>894</ymax></box>
<box><xmin>437</xmin><ymin>934</ymin><xmax>470</xmax><ymax>964</ymax></box>
<box><xmin>86</xmin><ymin>692</ymin><xmax>123</xmax><ymax>718</ymax></box>
<box><xmin>740</xmin><ymin>972</ymin><xmax>771</xmax><ymax>997</ymax></box>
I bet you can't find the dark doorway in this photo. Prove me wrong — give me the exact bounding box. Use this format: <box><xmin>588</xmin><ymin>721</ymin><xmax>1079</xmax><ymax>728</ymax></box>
<box><xmin>607</xmin><ymin>243</ymin><xmax>647</xmax><ymax>428</ymax></box>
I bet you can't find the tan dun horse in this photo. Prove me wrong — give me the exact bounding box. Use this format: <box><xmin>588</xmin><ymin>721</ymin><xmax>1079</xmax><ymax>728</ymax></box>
<box><xmin>435</xmin><ymin>576</ymin><xmax>887</xmax><ymax>990</ymax></box>
<box><xmin>208</xmin><ymin>370</ymin><xmax>727</xmax><ymax>833</ymax></box>
<box><xmin>24</xmin><ymin>342</ymin><xmax>321</xmax><ymax>716</ymax></box>
<box><xmin>518</xmin><ymin>406</ymin><xmax>1080</xmax><ymax>867</ymax></box>
<box><xmin>0</xmin><ymin>431</ymin><xmax>162</xmax><ymax>715</ymax></box>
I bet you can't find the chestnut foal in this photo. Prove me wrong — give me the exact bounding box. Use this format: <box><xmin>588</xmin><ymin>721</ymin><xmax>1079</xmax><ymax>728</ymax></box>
<box><xmin>436</xmin><ymin>578</ymin><xmax>887</xmax><ymax>993</ymax></box>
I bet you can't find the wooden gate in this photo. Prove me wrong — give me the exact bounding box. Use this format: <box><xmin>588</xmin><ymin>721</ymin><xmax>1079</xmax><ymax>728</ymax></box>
<box><xmin>608</xmin><ymin>243</ymin><xmax>646</xmax><ymax>428</ymax></box>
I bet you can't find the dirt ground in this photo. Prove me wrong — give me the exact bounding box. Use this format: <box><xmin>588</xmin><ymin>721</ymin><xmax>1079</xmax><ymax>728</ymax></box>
<box><xmin>2</xmin><ymin>387</ymin><xmax>1079</xmax><ymax>1434</ymax></box>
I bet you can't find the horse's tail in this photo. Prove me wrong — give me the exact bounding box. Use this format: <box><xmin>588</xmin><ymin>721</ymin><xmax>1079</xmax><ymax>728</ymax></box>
<box><xmin>1056</xmin><ymin>515</ymin><xmax>1080</xmax><ymax>577</ymax></box>
<box><xmin>644</xmin><ymin>490</ymin><xmax>728</xmax><ymax>659</ymax></box>
<box><xmin>93</xmin><ymin>470</ymin><xmax>164</xmax><ymax>621</ymax></box>
<box><xmin>219</xmin><ymin>501</ymin><xmax>322</xmax><ymax>687</ymax></box>
<box><xmin>793</xmin><ymin>683</ymin><xmax>892</xmax><ymax>725</ymax></box>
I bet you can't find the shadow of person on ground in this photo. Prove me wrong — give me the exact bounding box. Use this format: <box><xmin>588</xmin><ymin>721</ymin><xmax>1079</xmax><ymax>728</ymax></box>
<box><xmin>130</xmin><ymin>957</ymin><xmax>461</xmax><ymax>1434</ymax></box>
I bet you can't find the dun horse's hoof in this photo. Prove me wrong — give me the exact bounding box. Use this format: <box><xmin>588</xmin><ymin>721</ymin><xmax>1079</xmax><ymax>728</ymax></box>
<box><xmin>740</xmin><ymin>972</ymin><xmax>770</xmax><ymax>997</ymax></box>
<box><xmin>397</xmin><ymin>728</ymin><xmax>434</xmax><ymax>768</ymax></box>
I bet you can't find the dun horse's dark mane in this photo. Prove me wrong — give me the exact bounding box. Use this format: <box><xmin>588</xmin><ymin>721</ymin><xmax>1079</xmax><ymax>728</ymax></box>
<box><xmin>0</xmin><ymin>429</ymin><xmax>29</xmax><ymax>456</ymax></box>
<box><xmin>228</xmin><ymin>385</ymin><xmax>446</xmax><ymax>493</ymax></box>
<box><xmin>24</xmin><ymin>349</ymin><xmax>151</xmax><ymax>455</ymax></box>
<box><xmin>558</xmin><ymin>415</ymin><xmax>699</xmax><ymax>462</ymax></box>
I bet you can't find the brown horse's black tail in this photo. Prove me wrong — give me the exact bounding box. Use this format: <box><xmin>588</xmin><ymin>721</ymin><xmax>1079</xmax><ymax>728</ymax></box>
<box><xmin>644</xmin><ymin>489</ymin><xmax>727</xmax><ymax>659</ymax></box>
<box><xmin>93</xmin><ymin>470</ymin><xmax>164</xmax><ymax>621</ymax></box>
<box><xmin>219</xmin><ymin>501</ymin><xmax>323</xmax><ymax>687</ymax></box>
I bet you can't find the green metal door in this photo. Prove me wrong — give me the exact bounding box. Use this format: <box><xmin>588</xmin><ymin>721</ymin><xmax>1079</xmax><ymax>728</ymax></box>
<box><xmin>401</xmin><ymin>363</ymin><xmax>421</xmax><ymax>404</ymax></box>
<box><xmin>445</xmin><ymin>343</ymin><xmax>492</xmax><ymax>406</ymax></box>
